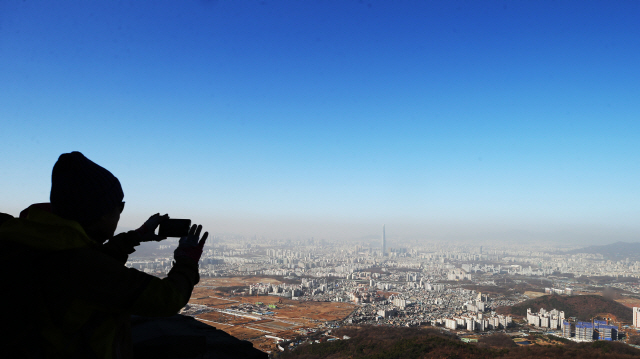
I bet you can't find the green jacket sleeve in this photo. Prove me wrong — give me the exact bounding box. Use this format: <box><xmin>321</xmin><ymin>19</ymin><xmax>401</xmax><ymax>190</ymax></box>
<box><xmin>61</xmin><ymin>247</ymin><xmax>199</xmax><ymax>317</ymax></box>
<box><xmin>99</xmin><ymin>231</ymin><xmax>142</xmax><ymax>264</ymax></box>
<box><xmin>128</xmin><ymin>257</ymin><xmax>199</xmax><ymax>316</ymax></box>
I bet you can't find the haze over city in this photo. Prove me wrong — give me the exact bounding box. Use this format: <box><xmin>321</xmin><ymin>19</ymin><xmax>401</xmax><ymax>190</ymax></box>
<box><xmin>2</xmin><ymin>1</ymin><xmax>639</xmax><ymax>245</ymax></box>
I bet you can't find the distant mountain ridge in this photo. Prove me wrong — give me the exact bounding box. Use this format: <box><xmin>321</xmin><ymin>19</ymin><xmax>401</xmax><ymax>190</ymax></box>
<box><xmin>568</xmin><ymin>241</ymin><xmax>640</xmax><ymax>260</ymax></box>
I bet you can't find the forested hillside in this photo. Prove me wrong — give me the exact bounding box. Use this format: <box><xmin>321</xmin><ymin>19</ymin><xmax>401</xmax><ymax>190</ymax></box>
<box><xmin>497</xmin><ymin>294</ymin><xmax>632</xmax><ymax>322</ymax></box>
<box><xmin>278</xmin><ymin>326</ymin><xmax>640</xmax><ymax>359</ymax></box>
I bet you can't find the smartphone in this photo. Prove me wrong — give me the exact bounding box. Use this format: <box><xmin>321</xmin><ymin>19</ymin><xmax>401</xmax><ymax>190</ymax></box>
<box><xmin>158</xmin><ymin>219</ymin><xmax>191</xmax><ymax>237</ymax></box>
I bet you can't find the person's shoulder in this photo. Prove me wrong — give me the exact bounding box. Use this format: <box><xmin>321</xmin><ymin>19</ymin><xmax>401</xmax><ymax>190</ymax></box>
<box><xmin>0</xmin><ymin>212</ymin><xmax>13</xmax><ymax>226</ymax></box>
<box><xmin>1</xmin><ymin>210</ymin><xmax>95</xmax><ymax>251</ymax></box>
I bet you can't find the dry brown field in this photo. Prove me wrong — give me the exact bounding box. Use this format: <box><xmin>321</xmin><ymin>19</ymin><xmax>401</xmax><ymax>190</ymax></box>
<box><xmin>249</xmin><ymin>337</ymin><xmax>278</xmax><ymax>353</ymax></box>
<box><xmin>615</xmin><ymin>297</ymin><xmax>640</xmax><ymax>308</ymax></box>
<box><xmin>187</xmin><ymin>277</ymin><xmax>357</xmax><ymax>354</ymax></box>
<box><xmin>189</xmin><ymin>295</ymin><xmax>238</xmax><ymax>307</ymax></box>
<box><xmin>272</xmin><ymin>300</ymin><xmax>356</xmax><ymax>322</ymax></box>
<box><xmin>221</xmin><ymin>326</ymin><xmax>268</xmax><ymax>340</ymax></box>
<box><xmin>569</xmin><ymin>290</ymin><xmax>640</xmax><ymax>311</ymax></box>
<box><xmin>524</xmin><ymin>291</ymin><xmax>546</xmax><ymax>299</ymax></box>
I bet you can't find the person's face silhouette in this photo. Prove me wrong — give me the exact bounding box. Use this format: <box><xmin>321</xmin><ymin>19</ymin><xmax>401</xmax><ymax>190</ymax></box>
<box><xmin>85</xmin><ymin>202</ymin><xmax>124</xmax><ymax>244</ymax></box>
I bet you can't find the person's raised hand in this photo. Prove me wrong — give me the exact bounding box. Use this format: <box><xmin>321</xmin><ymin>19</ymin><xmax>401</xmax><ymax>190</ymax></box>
<box><xmin>136</xmin><ymin>213</ymin><xmax>169</xmax><ymax>242</ymax></box>
<box><xmin>174</xmin><ymin>224</ymin><xmax>208</xmax><ymax>263</ymax></box>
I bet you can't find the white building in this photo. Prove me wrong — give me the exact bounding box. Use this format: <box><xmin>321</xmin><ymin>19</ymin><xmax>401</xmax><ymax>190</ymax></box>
<box><xmin>447</xmin><ymin>268</ymin><xmax>472</xmax><ymax>281</ymax></box>
<box><xmin>377</xmin><ymin>308</ymin><xmax>397</xmax><ymax>318</ymax></box>
<box><xmin>442</xmin><ymin>314</ymin><xmax>511</xmax><ymax>331</ymax></box>
<box><xmin>526</xmin><ymin>308</ymin><xmax>564</xmax><ymax>329</ymax></box>
<box><xmin>393</xmin><ymin>298</ymin><xmax>407</xmax><ymax>309</ymax></box>
<box><xmin>633</xmin><ymin>307</ymin><xmax>640</xmax><ymax>328</ymax></box>
<box><xmin>466</xmin><ymin>318</ymin><xmax>475</xmax><ymax>331</ymax></box>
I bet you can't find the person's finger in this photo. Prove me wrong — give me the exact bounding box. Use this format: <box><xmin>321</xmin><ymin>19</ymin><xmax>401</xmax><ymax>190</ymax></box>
<box><xmin>155</xmin><ymin>215</ymin><xmax>168</xmax><ymax>230</ymax></box>
<box><xmin>198</xmin><ymin>232</ymin><xmax>208</xmax><ymax>249</ymax></box>
<box><xmin>155</xmin><ymin>235</ymin><xmax>167</xmax><ymax>242</ymax></box>
<box><xmin>182</xmin><ymin>224</ymin><xmax>196</xmax><ymax>245</ymax></box>
<box><xmin>195</xmin><ymin>224</ymin><xmax>202</xmax><ymax>239</ymax></box>
<box><xmin>144</xmin><ymin>214</ymin><xmax>157</xmax><ymax>228</ymax></box>
<box><xmin>155</xmin><ymin>214</ymin><xmax>168</xmax><ymax>226</ymax></box>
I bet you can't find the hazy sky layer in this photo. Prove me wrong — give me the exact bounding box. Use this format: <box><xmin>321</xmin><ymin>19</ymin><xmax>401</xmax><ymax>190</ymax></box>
<box><xmin>2</xmin><ymin>1</ymin><xmax>639</xmax><ymax>245</ymax></box>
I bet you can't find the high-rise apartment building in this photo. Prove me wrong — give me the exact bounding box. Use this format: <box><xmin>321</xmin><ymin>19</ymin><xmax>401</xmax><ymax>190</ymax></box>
<box><xmin>575</xmin><ymin>322</ymin><xmax>594</xmax><ymax>341</ymax></box>
<box><xmin>382</xmin><ymin>225</ymin><xmax>386</xmax><ymax>257</ymax></box>
<box><xmin>633</xmin><ymin>307</ymin><xmax>640</xmax><ymax>328</ymax></box>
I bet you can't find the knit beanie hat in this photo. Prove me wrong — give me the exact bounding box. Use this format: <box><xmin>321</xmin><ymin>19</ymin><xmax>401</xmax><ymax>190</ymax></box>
<box><xmin>50</xmin><ymin>152</ymin><xmax>124</xmax><ymax>225</ymax></box>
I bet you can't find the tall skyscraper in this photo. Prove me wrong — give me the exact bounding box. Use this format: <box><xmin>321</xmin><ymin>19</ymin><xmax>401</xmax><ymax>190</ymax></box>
<box><xmin>634</xmin><ymin>307</ymin><xmax>640</xmax><ymax>328</ymax></box>
<box><xmin>382</xmin><ymin>225</ymin><xmax>386</xmax><ymax>257</ymax></box>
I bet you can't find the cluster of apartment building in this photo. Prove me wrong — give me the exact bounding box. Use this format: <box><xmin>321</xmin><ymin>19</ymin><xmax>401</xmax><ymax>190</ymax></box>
<box><xmin>544</xmin><ymin>287</ymin><xmax>573</xmax><ymax>295</ymax></box>
<box><xmin>447</xmin><ymin>268</ymin><xmax>472</xmax><ymax>281</ymax></box>
<box><xmin>526</xmin><ymin>307</ymin><xmax>619</xmax><ymax>342</ymax></box>
<box><xmin>465</xmin><ymin>294</ymin><xmax>488</xmax><ymax>313</ymax></box>
<box><xmin>566</xmin><ymin>320</ymin><xmax>618</xmax><ymax>341</ymax></box>
<box><xmin>248</xmin><ymin>278</ymin><xmax>344</xmax><ymax>302</ymax></box>
<box><xmin>526</xmin><ymin>308</ymin><xmax>565</xmax><ymax>329</ymax></box>
<box><xmin>442</xmin><ymin>313</ymin><xmax>513</xmax><ymax>331</ymax></box>
<box><xmin>437</xmin><ymin>291</ymin><xmax>512</xmax><ymax>331</ymax></box>
<box><xmin>248</xmin><ymin>278</ymin><xmax>334</xmax><ymax>299</ymax></box>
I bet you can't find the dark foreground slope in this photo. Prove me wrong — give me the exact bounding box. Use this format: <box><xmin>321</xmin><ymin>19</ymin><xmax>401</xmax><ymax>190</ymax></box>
<box><xmin>278</xmin><ymin>326</ymin><xmax>640</xmax><ymax>359</ymax></box>
<box><xmin>131</xmin><ymin>315</ymin><xmax>267</xmax><ymax>359</ymax></box>
<box><xmin>496</xmin><ymin>294</ymin><xmax>632</xmax><ymax>322</ymax></box>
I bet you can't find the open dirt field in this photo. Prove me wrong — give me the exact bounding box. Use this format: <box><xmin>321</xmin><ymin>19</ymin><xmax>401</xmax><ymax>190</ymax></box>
<box><xmin>187</xmin><ymin>277</ymin><xmax>357</xmax><ymax>354</ymax></box>
<box><xmin>221</xmin><ymin>325</ymin><xmax>269</xmax><ymax>340</ymax></box>
<box><xmin>524</xmin><ymin>291</ymin><xmax>546</xmax><ymax>299</ymax></box>
<box><xmin>272</xmin><ymin>300</ymin><xmax>356</xmax><ymax>322</ymax></box>
<box><xmin>615</xmin><ymin>297</ymin><xmax>640</xmax><ymax>308</ymax></box>
<box><xmin>189</xmin><ymin>295</ymin><xmax>239</xmax><ymax>306</ymax></box>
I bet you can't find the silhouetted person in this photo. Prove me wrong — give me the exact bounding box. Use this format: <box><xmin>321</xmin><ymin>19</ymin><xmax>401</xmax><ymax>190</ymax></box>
<box><xmin>0</xmin><ymin>152</ymin><xmax>207</xmax><ymax>358</ymax></box>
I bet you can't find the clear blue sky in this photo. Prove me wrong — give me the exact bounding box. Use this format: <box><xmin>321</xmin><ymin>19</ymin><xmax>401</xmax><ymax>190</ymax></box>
<box><xmin>2</xmin><ymin>1</ymin><xmax>639</xmax><ymax>244</ymax></box>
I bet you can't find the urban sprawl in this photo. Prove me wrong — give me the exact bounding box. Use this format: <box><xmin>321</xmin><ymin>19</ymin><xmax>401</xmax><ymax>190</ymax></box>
<box><xmin>126</xmin><ymin>229</ymin><xmax>640</xmax><ymax>350</ymax></box>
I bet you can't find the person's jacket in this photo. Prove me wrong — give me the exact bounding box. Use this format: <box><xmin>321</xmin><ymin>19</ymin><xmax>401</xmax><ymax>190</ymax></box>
<box><xmin>0</xmin><ymin>206</ymin><xmax>199</xmax><ymax>359</ymax></box>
